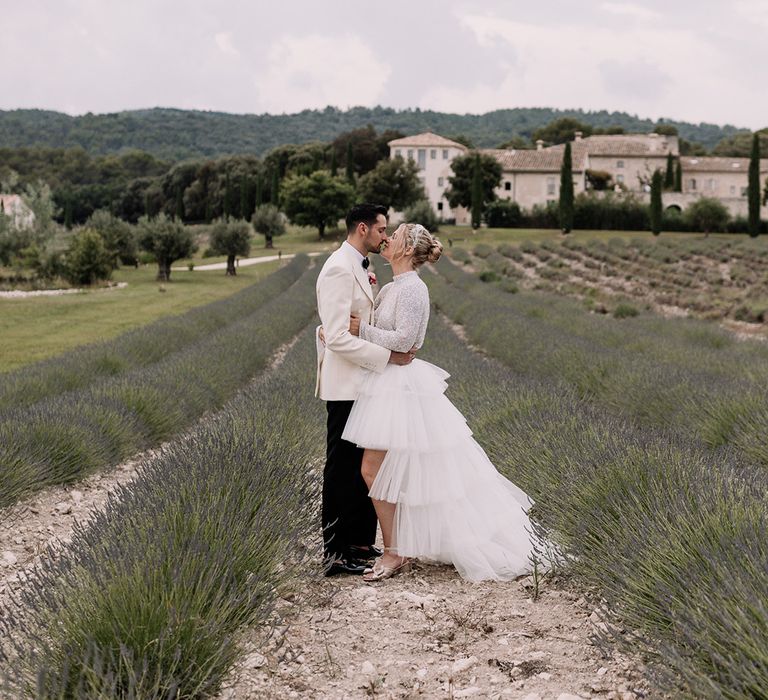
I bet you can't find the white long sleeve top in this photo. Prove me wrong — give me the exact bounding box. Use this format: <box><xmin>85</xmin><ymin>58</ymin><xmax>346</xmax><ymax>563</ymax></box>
<box><xmin>359</xmin><ymin>271</ymin><xmax>430</xmax><ymax>352</ymax></box>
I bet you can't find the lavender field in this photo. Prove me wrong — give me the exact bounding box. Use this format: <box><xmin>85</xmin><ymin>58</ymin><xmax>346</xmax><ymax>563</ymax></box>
<box><xmin>0</xmin><ymin>250</ymin><xmax>766</xmax><ymax>698</ymax></box>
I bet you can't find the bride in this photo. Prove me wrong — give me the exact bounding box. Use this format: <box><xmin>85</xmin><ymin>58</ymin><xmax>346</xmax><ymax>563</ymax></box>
<box><xmin>341</xmin><ymin>222</ymin><xmax>537</xmax><ymax>582</ymax></box>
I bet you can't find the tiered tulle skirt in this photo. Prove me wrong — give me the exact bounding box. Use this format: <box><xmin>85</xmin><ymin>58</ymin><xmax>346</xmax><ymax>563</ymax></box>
<box><xmin>342</xmin><ymin>359</ymin><xmax>536</xmax><ymax>581</ymax></box>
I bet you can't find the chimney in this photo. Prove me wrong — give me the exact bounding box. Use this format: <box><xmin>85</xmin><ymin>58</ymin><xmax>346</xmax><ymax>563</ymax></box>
<box><xmin>536</xmin><ymin>139</ymin><xmax>544</xmax><ymax>151</ymax></box>
<box><xmin>574</xmin><ymin>131</ymin><xmax>583</xmax><ymax>141</ymax></box>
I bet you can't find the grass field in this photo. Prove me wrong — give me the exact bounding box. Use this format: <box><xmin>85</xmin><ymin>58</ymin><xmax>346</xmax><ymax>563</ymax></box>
<box><xmin>176</xmin><ymin>223</ymin><xmax>341</xmax><ymax>266</ymax></box>
<box><xmin>0</xmin><ymin>261</ymin><xmax>280</xmax><ymax>372</ymax></box>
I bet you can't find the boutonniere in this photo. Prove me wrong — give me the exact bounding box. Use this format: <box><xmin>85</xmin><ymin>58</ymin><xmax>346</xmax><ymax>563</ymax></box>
<box><xmin>368</xmin><ymin>272</ymin><xmax>377</xmax><ymax>286</ymax></box>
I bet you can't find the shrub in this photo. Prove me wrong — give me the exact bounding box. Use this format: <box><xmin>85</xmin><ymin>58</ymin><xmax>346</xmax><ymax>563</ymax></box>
<box><xmin>501</xmin><ymin>279</ymin><xmax>519</xmax><ymax>293</ymax></box>
<box><xmin>498</xmin><ymin>243</ymin><xmax>524</xmax><ymax>261</ymax></box>
<box><xmin>403</xmin><ymin>199</ymin><xmax>439</xmax><ymax>232</ymax></box>
<box><xmin>478</xmin><ymin>270</ymin><xmax>500</xmax><ymax>283</ymax></box>
<box><xmin>86</xmin><ymin>209</ymin><xmax>138</xmax><ymax>267</ymax></box>
<box><xmin>473</xmin><ymin>243</ymin><xmax>494</xmax><ymax>258</ymax></box>
<box><xmin>64</xmin><ymin>228</ymin><xmax>113</xmax><ymax>286</ymax></box>
<box><xmin>573</xmin><ymin>192</ymin><xmax>649</xmax><ymax>231</ymax></box>
<box><xmin>684</xmin><ymin>198</ymin><xmax>730</xmax><ymax>234</ymax></box>
<box><xmin>485</xmin><ymin>200</ymin><xmax>522</xmax><ymax>228</ymax></box>
<box><xmin>449</xmin><ymin>248</ymin><xmax>471</xmax><ymax>264</ymax></box>
<box><xmin>524</xmin><ymin>201</ymin><xmax>559</xmax><ymax>229</ymax></box>
<box><xmin>613</xmin><ymin>303</ymin><xmax>639</xmax><ymax>318</ymax></box>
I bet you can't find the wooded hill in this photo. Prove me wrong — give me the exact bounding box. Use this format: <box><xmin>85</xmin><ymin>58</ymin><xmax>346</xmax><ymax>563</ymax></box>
<box><xmin>0</xmin><ymin>106</ymin><xmax>744</xmax><ymax>161</ymax></box>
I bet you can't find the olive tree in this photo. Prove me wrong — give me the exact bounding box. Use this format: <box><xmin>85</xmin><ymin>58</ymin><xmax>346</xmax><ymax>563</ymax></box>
<box><xmin>251</xmin><ymin>204</ymin><xmax>286</xmax><ymax>249</ymax></box>
<box><xmin>137</xmin><ymin>214</ymin><xmax>197</xmax><ymax>281</ymax></box>
<box><xmin>209</xmin><ymin>219</ymin><xmax>252</xmax><ymax>275</ymax></box>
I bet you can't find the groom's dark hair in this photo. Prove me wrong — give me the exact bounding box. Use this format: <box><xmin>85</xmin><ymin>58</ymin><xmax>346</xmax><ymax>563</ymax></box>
<box><xmin>346</xmin><ymin>203</ymin><xmax>388</xmax><ymax>234</ymax></box>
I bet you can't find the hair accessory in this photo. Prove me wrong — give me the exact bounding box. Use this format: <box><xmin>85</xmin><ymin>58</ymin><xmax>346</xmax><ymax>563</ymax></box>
<box><xmin>409</xmin><ymin>224</ymin><xmax>428</xmax><ymax>248</ymax></box>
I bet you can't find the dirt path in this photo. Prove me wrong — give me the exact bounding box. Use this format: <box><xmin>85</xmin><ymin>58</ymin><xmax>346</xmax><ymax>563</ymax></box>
<box><xmin>0</xmin><ymin>454</ymin><xmax>145</xmax><ymax>603</ymax></box>
<box><xmin>220</xmin><ymin>563</ymin><xmax>651</xmax><ymax>700</ymax></box>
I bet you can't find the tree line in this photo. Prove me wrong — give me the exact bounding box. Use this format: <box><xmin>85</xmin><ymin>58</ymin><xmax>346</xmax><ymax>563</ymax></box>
<box><xmin>0</xmin><ymin>106</ymin><xmax>750</xmax><ymax>159</ymax></box>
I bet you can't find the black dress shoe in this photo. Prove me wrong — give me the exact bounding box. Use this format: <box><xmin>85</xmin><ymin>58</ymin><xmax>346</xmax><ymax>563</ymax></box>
<box><xmin>323</xmin><ymin>556</ymin><xmax>369</xmax><ymax>577</ymax></box>
<box><xmin>347</xmin><ymin>545</ymin><xmax>384</xmax><ymax>561</ymax></box>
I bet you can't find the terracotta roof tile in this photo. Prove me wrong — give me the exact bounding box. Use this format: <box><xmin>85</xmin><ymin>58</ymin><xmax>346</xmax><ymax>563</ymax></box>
<box><xmin>388</xmin><ymin>132</ymin><xmax>469</xmax><ymax>149</ymax></box>
<box><xmin>578</xmin><ymin>134</ymin><xmax>677</xmax><ymax>156</ymax></box>
<box><xmin>483</xmin><ymin>144</ymin><xmax>588</xmax><ymax>172</ymax></box>
<box><xmin>681</xmin><ymin>156</ymin><xmax>768</xmax><ymax>173</ymax></box>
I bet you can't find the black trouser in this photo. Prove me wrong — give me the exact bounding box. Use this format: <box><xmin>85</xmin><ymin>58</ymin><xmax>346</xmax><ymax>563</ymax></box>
<box><xmin>322</xmin><ymin>400</ymin><xmax>377</xmax><ymax>558</ymax></box>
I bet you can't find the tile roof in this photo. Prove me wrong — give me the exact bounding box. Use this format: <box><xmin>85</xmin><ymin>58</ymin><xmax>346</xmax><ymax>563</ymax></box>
<box><xmin>388</xmin><ymin>132</ymin><xmax>469</xmax><ymax>149</ymax></box>
<box><xmin>483</xmin><ymin>143</ymin><xmax>588</xmax><ymax>172</ymax></box>
<box><xmin>578</xmin><ymin>134</ymin><xmax>677</xmax><ymax>156</ymax></box>
<box><xmin>681</xmin><ymin>156</ymin><xmax>768</xmax><ymax>173</ymax></box>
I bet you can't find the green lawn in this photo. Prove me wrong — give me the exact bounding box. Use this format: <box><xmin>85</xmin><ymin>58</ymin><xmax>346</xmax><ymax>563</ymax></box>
<box><xmin>0</xmin><ymin>261</ymin><xmax>280</xmax><ymax>372</ymax></box>
<box><xmin>177</xmin><ymin>224</ymin><xmax>342</xmax><ymax>266</ymax></box>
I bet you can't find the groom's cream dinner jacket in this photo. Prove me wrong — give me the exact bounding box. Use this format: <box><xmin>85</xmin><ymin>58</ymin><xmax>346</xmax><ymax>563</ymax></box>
<box><xmin>315</xmin><ymin>242</ymin><xmax>390</xmax><ymax>401</ymax></box>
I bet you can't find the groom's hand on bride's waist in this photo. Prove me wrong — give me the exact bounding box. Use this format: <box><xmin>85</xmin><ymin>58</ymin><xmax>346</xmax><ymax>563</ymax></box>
<box><xmin>389</xmin><ymin>346</ymin><xmax>417</xmax><ymax>365</ymax></box>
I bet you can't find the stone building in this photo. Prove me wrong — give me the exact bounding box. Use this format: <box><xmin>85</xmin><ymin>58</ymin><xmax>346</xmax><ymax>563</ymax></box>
<box><xmin>0</xmin><ymin>194</ymin><xmax>35</xmax><ymax>229</ymax></box>
<box><xmin>387</xmin><ymin>132</ymin><xmax>467</xmax><ymax>220</ymax></box>
<box><xmin>389</xmin><ymin>130</ymin><xmax>768</xmax><ymax>222</ymax></box>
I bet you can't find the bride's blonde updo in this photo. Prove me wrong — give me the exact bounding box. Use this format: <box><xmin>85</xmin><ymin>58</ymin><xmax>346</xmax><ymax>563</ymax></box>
<box><xmin>402</xmin><ymin>223</ymin><xmax>443</xmax><ymax>268</ymax></box>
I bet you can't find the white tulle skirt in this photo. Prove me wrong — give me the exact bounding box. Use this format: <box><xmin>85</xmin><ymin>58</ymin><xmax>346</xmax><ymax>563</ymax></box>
<box><xmin>342</xmin><ymin>359</ymin><xmax>537</xmax><ymax>582</ymax></box>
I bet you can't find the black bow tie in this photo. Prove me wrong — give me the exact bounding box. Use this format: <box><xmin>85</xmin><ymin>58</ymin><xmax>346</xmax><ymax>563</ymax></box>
<box><xmin>362</xmin><ymin>257</ymin><xmax>370</xmax><ymax>270</ymax></box>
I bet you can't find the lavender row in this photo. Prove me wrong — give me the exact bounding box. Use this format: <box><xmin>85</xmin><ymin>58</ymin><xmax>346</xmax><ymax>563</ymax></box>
<box><xmin>0</xmin><ymin>255</ymin><xmax>308</xmax><ymax>411</ymax></box>
<box><xmin>0</xmin><ymin>256</ymin><xmax>320</xmax><ymax>510</ymax></box>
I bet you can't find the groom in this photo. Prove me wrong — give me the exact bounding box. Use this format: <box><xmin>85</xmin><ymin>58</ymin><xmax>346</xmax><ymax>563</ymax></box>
<box><xmin>315</xmin><ymin>203</ymin><xmax>415</xmax><ymax>576</ymax></box>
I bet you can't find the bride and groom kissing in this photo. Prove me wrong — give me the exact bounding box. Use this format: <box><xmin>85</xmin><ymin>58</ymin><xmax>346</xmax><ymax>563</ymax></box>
<box><xmin>315</xmin><ymin>203</ymin><xmax>535</xmax><ymax>582</ymax></box>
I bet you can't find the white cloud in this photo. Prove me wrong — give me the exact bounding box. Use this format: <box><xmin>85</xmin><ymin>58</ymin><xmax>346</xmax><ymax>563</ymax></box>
<box><xmin>214</xmin><ymin>32</ymin><xmax>240</xmax><ymax>58</ymax></box>
<box><xmin>256</xmin><ymin>34</ymin><xmax>391</xmax><ymax>113</ymax></box>
<box><xmin>600</xmin><ymin>2</ymin><xmax>661</xmax><ymax>21</ymax></box>
<box><xmin>419</xmin><ymin>12</ymin><xmax>758</xmax><ymax>127</ymax></box>
<box><xmin>734</xmin><ymin>0</ymin><xmax>768</xmax><ymax>27</ymax></box>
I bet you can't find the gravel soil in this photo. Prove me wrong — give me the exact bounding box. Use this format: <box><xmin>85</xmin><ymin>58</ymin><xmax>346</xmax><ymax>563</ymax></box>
<box><xmin>220</xmin><ymin>562</ymin><xmax>655</xmax><ymax>700</ymax></box>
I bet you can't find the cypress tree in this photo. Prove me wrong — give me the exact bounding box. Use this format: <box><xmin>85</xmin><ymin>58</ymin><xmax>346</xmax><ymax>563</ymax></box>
<box><xmin>223</xmin><ymin>172</ymin><xmax>232</xmax><ymax>219</ymax></box>
<box><xmin>175</xmin><ymin>186</ymin><xmax>184</xmax><ymax>222</ymax></box>
<box><xmin>144</xmin><ymin>192</ymin><xmax>152</xmax><ymax>218</ymax></box>
<box><xmin>240</xmin><ymin>177</ymin><xmax>249</xmax><ymax>220</ymax></box>
<box><xmin>664</xmin><ymin>152</ymin><xmax>675</xmax><ymax>189</ymax></box>
<box><xmin>312</xmin><ymin>150</ymin><xmax>321</xmax><ymax>172</ymax></box>
<box><xmin>471</xmin><ymin>154</ymin><xmax>483</xmax><ymax>229</ymax></box>
<box><xmin>675</xmin><ymin>160</ymin><xmax>683</xmax><ymax>192</ymax></box>
<box><xmin>255</xmin><ymin>176</ymin><xmax>263</xmax><ymax>207</ymax></box>
<box><xmin>270</xmin><ymin>169</ymin><xmax>279</xmax><ymax>206</ymax></box>
<box><xmin>748</xmin><ymin>133</ymin><xmax>761</xmax><ymax>238</ymax></box>
<box><xmin>346</xmin><ymin>141</ymin><xmax>355</xmax><ymax>183</ymax></box>
<box><xmin>559</xmin><ymin>142</ymin><xmax>574</xmax><ymax>233</ymax></box>
<box><xmin>64</xmin><ymin>197</ymin><xmax>73</xmax><ymax>229</ymax></box>
<box><xmin>650</xmin><ymin>169</ymin><xmax>663</xmax><ymax>236</ymax></box>
<box><xmin>330</xmin><ymin>149</ymin><xmax>338</xmax><ymax>177</ymax></box>
<box><xmin>205</xmin><ymin>199</ymin><xmax>212</xmax><ymax>224</ymax></box>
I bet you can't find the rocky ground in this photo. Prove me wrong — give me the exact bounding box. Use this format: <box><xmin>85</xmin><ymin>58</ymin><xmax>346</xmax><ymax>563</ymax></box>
<box><xmin>0</xmin><ymin>454</ymin><xmax>145</xmax><ymax>607</ymax></box>
<box><xmin>0</xmin><ymin>322</ymin><xmax>660</xmax><ymax>700</ymax></box>
<box><xmin>220</xmin><ymin>561</ymin><xmax>655</xmax><ymax>700</ymax></box>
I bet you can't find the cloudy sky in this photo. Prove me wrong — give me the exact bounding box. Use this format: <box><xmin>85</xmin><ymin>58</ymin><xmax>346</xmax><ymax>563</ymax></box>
<box><xmin>3</xmin><ymin>0</ymin><xmax>767</xmax><ymax>128</ymax></box>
